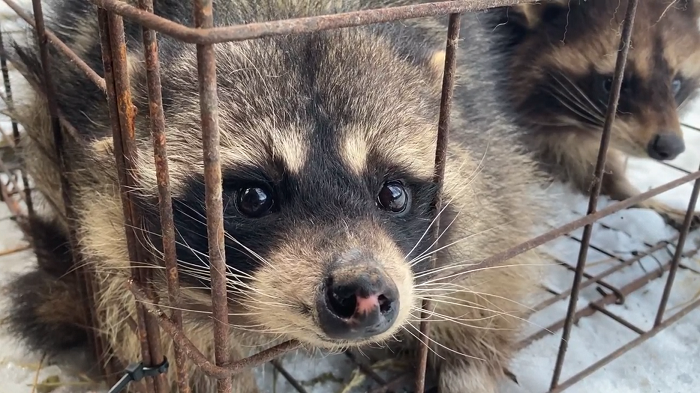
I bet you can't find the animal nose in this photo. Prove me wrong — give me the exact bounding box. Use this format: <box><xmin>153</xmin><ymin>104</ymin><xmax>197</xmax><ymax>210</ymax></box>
<box><xmin>647</xmin><ymin>133</ymin><xmax>685</xmax><ymax>161</ymax></box>
<box><xmin>317</xmin><ymin>265</ymin><xmax>399</xmax><ymax>341</ymax></box>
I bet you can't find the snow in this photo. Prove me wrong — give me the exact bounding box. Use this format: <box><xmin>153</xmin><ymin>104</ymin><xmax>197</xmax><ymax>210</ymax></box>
<box><xmin>1</xmin><ymin>2</ymin><xmax>700</xmax><ymax>392</ymax></box>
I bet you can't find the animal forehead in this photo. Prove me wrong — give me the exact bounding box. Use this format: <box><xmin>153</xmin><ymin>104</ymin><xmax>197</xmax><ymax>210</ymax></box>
<box><xmin>538</xmin><ymin>1</ymin><xmax>699</xmax><ymax>78</ymax></box>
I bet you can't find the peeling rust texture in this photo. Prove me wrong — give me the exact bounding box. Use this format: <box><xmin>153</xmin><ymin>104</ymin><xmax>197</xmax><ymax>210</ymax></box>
<box><xmin>98</xmin><ymin>8</ymin><xmax>166</xmax><ymax>393</ymax></box>
<box><xmin>192</xmin><ymin>0</ymin><xmax>232</xmax><ymax>392</ymax></box>
<box><xmin>136</xmin><ymin>0</ymin><xmax>190</xmax><ymax>391</ymax></box>
<box><xmin>88</xmin><ymin>0</ymin><xmax>535</xmax><ymax>44</ymax></box>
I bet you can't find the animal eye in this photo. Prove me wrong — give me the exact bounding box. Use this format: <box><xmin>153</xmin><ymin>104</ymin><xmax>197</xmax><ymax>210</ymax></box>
<box><xmin>602</xmin><ymin>77</ymin><xmax>613</xmax><ymax>94</ymax></box>
<box><xmin>672</xmin><ymin>78</ymin><xmax>682</xmax><ymax>96</ymax></box>
<box><xmin>236</xmin><ymin>186</ymin><xmax>274</xmax><ymax>217</ymax></box>
<box><xmin>377</xmin><ymin>181</ymin><xmax>409</xmax><ymax>213</ymax></box>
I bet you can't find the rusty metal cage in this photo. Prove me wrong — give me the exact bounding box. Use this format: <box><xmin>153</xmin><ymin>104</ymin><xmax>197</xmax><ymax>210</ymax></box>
<box><xmin>0</xmin><ymin>0</ymin><xmax>699</xmax><ymax>392</ymax></box>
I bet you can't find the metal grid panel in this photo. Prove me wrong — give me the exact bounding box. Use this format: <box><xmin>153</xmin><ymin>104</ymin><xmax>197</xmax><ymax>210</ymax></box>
<box><xmin>0</xmin><ymin>0</ymin><xmax>697</xmax><ymax>392</ymax></box>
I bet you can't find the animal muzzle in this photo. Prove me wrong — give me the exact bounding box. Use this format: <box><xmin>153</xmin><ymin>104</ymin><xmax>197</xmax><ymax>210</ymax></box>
<box><xmin>647</xmin><ymin>132</ymin><xmax>685</xmax><ymax>161</ymax></box>
<box><xmin>316</xmin><ymin>252</ymin><xmax>400</xmax><ymax>341</ymax></box>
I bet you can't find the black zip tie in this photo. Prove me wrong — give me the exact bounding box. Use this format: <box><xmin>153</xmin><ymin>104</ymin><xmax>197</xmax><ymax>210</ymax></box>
<box><xmin>107</xmin><ymin>357</ymin><xmax>169</xmax><ymax>393</ymax></box>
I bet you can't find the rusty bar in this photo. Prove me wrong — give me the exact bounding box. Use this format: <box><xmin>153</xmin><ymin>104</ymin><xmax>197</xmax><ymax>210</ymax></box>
<box><xmin>551</xmin><ymin>297</ymin><xmax>700</xmax><ymax>393</ymax></box>
<box><xmin>88</xmin><ymin>0</ymin><xmax>535</xmax><ymax>44</ymax></box>
<box><xmin>2</xmin><ymin>0</ymin><xmax>107</xmax><ymax>92</ymax></box>
<box><xmin>532</xmin><ymin>238</ymin><xmax>675</xmax><ymax>313</ymax></box>
<box><xmin>192</xmin><ymin>0</ymin><xmax>231</xmax><ymax>392</ymax></box>
<box><xmin>270</xmin><ymin>360</ymin><xmax>309</xmax><ymax>393</ymax></box>
<box><xmin>517</xmin><ymin>246</ymin><xmax>698</xmax><ymax>350</ymax></box>
<box><xmin>130</xmin><ymin>279</ymin><xmax>302</xmax><ymax>378</ymax></box>
<box><xmin>0</xmin><ymin>243</ymin><xmax>30</xmax><ymax>257</ymax></box>
<box><xmin>431</xmin><ymin>169</ymin><xmax>700</xmax><ymax>285</ymax></box>
<box><xmin>550</xmin><ymin>2</ymin><xmax>638</xmax><ymax>384</ymax></box>
<box><xmin>588</xmin><ymin>303</ymin><xmax>645</xmax><ymax>335</ymax></box>
<box><xmin>0</xmin><ymin>23</ymin><xmax>32</xmax><ymax>215</ymax></box>
<box><xmin>30</xmin><ymin>0</ymin><xmax>109</xmax><ymax>382</ymax></box>
<box><xmin>104</xmin><ymin>9</ymin><xmax>168</xmax><ymax>393</ymax></box>
<box><xmin>557</xmin><ymin>261</ymin><xmax>624</xmax><ymax>304</ymax></box>
<box><xmin>415</xmin><ymin>12</ymin><xmax>461</xmax><ymax>393</ymax></box>
<box><xmin>654</xmin><ymin>162</ymin><xmax>700</xmax><ymax>326</ymax></box>
<box><xmin>96</xmin><ymin>11</ymin><xmax>150</xmax><ymax>393</ymax></box>
<box><xmin>136</xmin><ymin>0</ymin><xmax>190</xmax><ymax>391</ymax></box>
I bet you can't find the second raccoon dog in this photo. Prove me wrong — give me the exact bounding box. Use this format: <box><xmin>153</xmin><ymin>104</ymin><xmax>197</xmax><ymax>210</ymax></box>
<box><xmin>5</xmin><ymin>0</ymin><xmax>547</xmax><ymax>391</ymax></box>
<box><xmin>487</xmin><ymin>0</ymin><xmax>700</xmax><ymax>227</ymax></box>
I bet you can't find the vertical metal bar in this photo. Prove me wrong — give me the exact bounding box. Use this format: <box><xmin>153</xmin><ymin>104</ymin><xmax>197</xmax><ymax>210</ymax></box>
<box><xmin>98</xmin><ymin>9</ymin><xmax>170</xmax><ymax>393</ymax></box>
<box><xmin>654</xmin><ymin>164</ymin><xmax>700</xmax><ymax>326</ymax></box>
<box><xmin>193</xmin><ymin>1</ymin><xmax>231</xmax><ymax>392</ymax></box>
<box><xmin>415</xmin><ymin>13</ymin><xmax>461</xmax><ymax>393</ymax></box>
<box><xmin>108</xmin><ymin>11</ymin><xmax>169</xmax><ymax>393</ymax></box>
<box><xmin>137</xmin><ymin>0</ymin><xmax>191</xmax><ymax>391</ymax></box>
<box><xmin>549</xmin><ymin>0</ymin><xmax>639</xmax><ymax>389</ymax></box>
<box><xmin>29</xmin><ymin>0</ymin><xmax>110</xmax><ymax>382</ymax></box>
<box><xmin>0</xmin><ymin>25</ymin><xmax>33</xmax><ymax>215</ymax></box>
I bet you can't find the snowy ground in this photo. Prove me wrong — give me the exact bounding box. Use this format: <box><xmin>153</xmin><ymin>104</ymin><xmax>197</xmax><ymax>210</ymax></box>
<box><xmin>1</xmin><ymin>2</ymin><xmax>700</xmax><ymax>393</ymax></box>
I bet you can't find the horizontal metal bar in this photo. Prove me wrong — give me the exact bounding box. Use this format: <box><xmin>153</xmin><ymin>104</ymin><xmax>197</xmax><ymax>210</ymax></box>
<box><xmin>2</xmin><ymin>0</ymin><xmax>106</xmax><ymax>91</ymax></box>
<box><xmin>550</xmin><ymin>297</ymin><xmax>700</xmax><ymax>392</ymax></box>
<box><xmin>431</xmin><ymin>169</ymin><xmax>700</xmax><ymax>284</ymax></box>
<box><xmin>88</xmin><ymin>0</ymin><xmax>535</xmax><ymax>44</ymax></box>
<box><xmin>129</xmin><ymin>279</ymin><xmax>301</xmax><ymax>379</ymax></box>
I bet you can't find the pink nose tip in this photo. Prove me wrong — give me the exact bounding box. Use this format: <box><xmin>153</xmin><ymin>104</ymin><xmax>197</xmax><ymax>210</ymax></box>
<box><xmin>355</xmin><ymin>294</ymin><xmax>380</xmax><ymax>315</ymax></box>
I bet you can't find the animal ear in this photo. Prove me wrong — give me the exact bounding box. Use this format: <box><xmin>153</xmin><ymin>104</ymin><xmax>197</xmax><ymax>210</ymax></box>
<box><xmin>509</xmin><ymin>0</ymin><xmax>569</xmax><ymax>30</ymax></box>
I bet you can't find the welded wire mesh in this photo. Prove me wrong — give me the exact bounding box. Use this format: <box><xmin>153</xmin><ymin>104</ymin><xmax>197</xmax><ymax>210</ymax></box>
<box><xmin>0</xmin><ymin>0</ymin><xmax>698</xmax><ymax>392</ymax></box>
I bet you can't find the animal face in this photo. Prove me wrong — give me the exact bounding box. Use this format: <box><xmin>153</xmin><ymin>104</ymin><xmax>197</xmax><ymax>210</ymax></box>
<box><xmin>134</xmin><ymin>30</ymin><xmax>447</xmax><ymax>348</ymax></box>
<box><xmin>500</xmin><ymin>0</ymin><xmax>700</xmax><ymax>160</ymax></box>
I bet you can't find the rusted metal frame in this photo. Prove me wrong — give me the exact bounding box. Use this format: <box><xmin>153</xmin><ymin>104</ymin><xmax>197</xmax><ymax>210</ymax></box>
<box><xmin>192</xmin><ymin>0</ymin><xmax>232</xmax><ymax>392</ymax></box>
<box><xmin>430</xmin><ymin>168</ymin><xmax>700</xmax><ymax>287</ymax></box>
<box><xmin>2</xmin><ymin>0</ymin><xmax>107</xmax><ymax>92</ymax></box>
<box><xmin>0</xmin><ymin>243</ymin><xmax>30</xmax><ymax>257</ymax></box>
<box><xmin>130</xmin><ymin>279</ymin><xmax>302</xmax><ymax>378</ymax></box>
<box><xmin>516</xmin><ymin>246</ymin><xmax>699</xmax><ymax>351</ymax></box>
<box><xmin>550</xmin><ymin>297</ymin><xmax>700</xmax><ymax>393</ymax></box>
<box><xmin>136</xmin><ymin>0</ymin><xmax>190</xmax><ymax>391</ymax></box>
<box><xmin>654</xmin><ymin>162</ymin><xmax>700</xmax><ymax>326</ymax></box>
<box><xmin>682</xmin><ymin>123</ymin><xmax>700</xmax><ymax>132</ymax></box>
<box><xmin>270</xmin><ymin>360</ymin><xmax>309</xmax><ymax>393</ymax></box>
<box><xmin>0</xmin><ymin>22</ymin><xmax>33</xmax><ymax>215</ymax></box>
<box><xmin>415</xmin><ymin>12</ymin><xmax>461</xmax><ymax>393</ymax></box>
<box><xmin>531</xmin><ymin>237</ymin><xmax>676</xmax><ymax>313</ymax></box>
<box><xmin>88</xmin><ymin>0</ymin><xmax>535</xmax><ymax>44</ymax></box>
<box><xmin>97</xmin><ymin>9</ymin><xmax>167</xmax><ymax>393</ymax></box>
<box><xmin>555</xmin><ymin>260</ymin><xmax>624</xmax><ymax>304</ymax></box>
<box><xmin>588</xmin><ymin>303</ymin><xmax>645</xmax><ymax>335</ymax></box>
<box><xmin>550</xmin><ymin>1</ymin><xmax>639</xmax><ymax>385</ymax></box>
<box><xmin>29</xmin><ymin>0</ymin><xmax>110</xmax><ymax>383</ymax></box>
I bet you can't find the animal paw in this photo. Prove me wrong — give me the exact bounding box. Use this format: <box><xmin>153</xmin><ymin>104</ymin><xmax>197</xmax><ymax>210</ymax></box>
<box><xmin>634</xmin><ymin>200</ymin><xmax>700</xmax><ymax>232</ymax></box>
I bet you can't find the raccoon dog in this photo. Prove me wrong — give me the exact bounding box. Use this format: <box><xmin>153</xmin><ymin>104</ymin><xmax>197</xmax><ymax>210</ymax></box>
<box><xmin>4</xmin><ymin>0</ymin><xmax>547</xmax><ymax>391</ymax></box>
<box><xmin>486</xmin><ymin>0</ymin><xmax>700</xmax><ymax>228</ymax></box>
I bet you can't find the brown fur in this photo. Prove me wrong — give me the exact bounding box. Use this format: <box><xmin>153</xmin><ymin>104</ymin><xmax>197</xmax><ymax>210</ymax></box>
<box><xmin>492</xmin><ymin>0</ymin><xmax>700</xmax><ymax>228</ymax></box>
<box><xmin>4</xmin><ymin>1</ymin><xmax>551</xmax><ymax>392</ymax></box>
